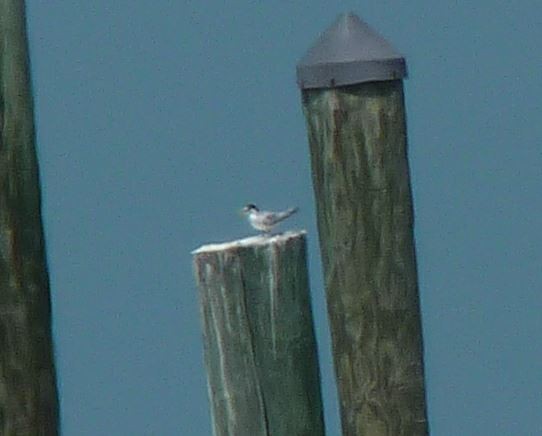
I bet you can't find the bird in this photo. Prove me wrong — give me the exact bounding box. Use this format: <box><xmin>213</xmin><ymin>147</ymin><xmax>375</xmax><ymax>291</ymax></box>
<box><xmin>242</xmin><ymin>204</ymin><xmax>298</xmax><ymax>234</ymax></box>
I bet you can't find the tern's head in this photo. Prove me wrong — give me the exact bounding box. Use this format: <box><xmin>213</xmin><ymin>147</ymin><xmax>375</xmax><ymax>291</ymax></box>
<box><xmin>242</xmin><ymin>204</ymin><xmax>259</xmax><ymax>215</ymax></box>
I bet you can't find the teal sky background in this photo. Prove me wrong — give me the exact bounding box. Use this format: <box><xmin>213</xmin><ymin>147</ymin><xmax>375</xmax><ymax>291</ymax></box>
<box><xmin>27</xmin><ymin>1</ymin><xmax>541</xmax><ymax>435</ymax></box>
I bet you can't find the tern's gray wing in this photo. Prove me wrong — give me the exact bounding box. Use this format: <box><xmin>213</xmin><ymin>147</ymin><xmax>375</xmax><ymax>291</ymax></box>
<box><xmin>260</xmin><ymin>212</ymin><xmax>280</xmax><ymax>226</ymax></box>
<box><xmin>262</xmin><ymin>208</ymin><xmax>298</xmax><ymax>226</ymax></box>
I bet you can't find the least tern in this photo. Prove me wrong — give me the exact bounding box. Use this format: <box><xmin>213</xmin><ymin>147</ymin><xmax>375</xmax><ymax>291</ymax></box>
<box><xmin>242</xmin><ymin>204</ymin><xmax>298</xmax><ymax>233</ymax></box>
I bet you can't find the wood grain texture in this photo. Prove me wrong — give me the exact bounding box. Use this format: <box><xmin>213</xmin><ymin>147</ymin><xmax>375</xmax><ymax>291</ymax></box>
<box><xmin>193</xmin><ymin>232</ymin><xmax>325</xmax><ymax>436</ymax></box>
<box><xmin>0</xmin><ymin>1</ymin><xmax>60</xmax><ymax>434</ymax></box>
<box><xmin>302</xmin><ymin>80</ymin><xmax>428</xmax><ymax>435</ymax></box>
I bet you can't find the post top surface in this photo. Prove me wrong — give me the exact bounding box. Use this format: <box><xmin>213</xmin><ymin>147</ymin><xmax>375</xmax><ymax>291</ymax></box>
<box><xmin>297</xmin><ymin>12</ymin><xmax>407</xmax><ymax>89</ymax></box>
<box><xmin>192</xmin><ymin>230</ymin><xmax>306</xmax><ymax>255</ymax></box>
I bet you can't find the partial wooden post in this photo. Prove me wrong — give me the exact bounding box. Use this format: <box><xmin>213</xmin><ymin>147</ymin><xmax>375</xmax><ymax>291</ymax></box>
<box><xmin>0</xmin><ymin>1</ymin><xmax>60</xmax><ymax>434</ymax></box>
<box><xmin>297</xmin><ymin>13</ymin><xmax>428</xmax><ymax>435</ymax></box>
<box><xmin>193</xmin><ymin>231</ymin><xmax>325</xmax><ymax>436</ymax></box>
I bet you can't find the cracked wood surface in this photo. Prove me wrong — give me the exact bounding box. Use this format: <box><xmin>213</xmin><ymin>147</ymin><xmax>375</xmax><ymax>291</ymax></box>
<box><xmin>193</xmin><ymin>232</ymin><xmax>325</xmax><ymax>436</ymax></box>
<box><xmin>302</xmin><ymin>81</ymin><xmax>428</xmax><ymax>436</ymax></box>
<box><xmin>0</xmin><ymin>1</ymin><xmax>60</xmax><ymax>434</ymax></box>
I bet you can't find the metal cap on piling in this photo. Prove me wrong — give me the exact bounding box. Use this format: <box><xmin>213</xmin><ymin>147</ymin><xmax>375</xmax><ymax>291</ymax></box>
<box><xmin>296</xmin><ymin>12</ymin><xmax>407</xmax><ymax>89</ymax></box>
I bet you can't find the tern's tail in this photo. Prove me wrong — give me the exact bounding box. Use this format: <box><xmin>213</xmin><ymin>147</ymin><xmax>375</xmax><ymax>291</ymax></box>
<box><xmin>277</xmin><ymin>207</ymin><xmax>298</xmax><ymax>221</ymax></box>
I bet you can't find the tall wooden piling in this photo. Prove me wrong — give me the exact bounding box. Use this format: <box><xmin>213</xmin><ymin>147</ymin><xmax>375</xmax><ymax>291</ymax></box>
<box><xmin>298</xmin><ymin>13</ymin><xmax>428</xmax><ymax>435</ymax></box>
<box><xmin>193</xmin><ymin>231</ymin><xmax>325</xmax><ymax>436</ymax></box>
<box><xmin>0</xmin><ymin>1</ymin><xmax>60</xmax><ymax>434</ymax></box>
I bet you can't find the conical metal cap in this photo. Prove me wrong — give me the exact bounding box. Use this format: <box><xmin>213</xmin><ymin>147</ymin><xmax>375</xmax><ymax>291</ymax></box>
<box><xmin>297</xmin><ymin>12</ymin><xmax>407</xmax><ymax>89</ymax></box>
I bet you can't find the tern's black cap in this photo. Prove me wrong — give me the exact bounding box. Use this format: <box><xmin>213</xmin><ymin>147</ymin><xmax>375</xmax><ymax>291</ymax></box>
<box><xmin>296</xmin><ymin>12</ymin><xmax>407</xmax><ymax>89</ymax></box>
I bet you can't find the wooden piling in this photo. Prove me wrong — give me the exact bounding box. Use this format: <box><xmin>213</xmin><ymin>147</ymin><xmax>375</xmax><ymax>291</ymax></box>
<box><xmin>0</xmin><ymin>1</ymin><xmax>60</xmax><ymax>434</ymax></box>
<box><xmin>193</xmin><ymin>231</ymin><xmax>325</xmax><ymax>436</ymax></box>
<box><xmin>298</xmin><ymin>13</ymin><xmax>428</xmax><ymax>435</ymax></box>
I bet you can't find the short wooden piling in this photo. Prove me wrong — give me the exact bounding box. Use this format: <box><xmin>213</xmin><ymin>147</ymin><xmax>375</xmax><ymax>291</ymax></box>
<box><xmin>193</xmin><ymin>231</ymin><xmax>325</xmax><ymax>436</ymax></box>
<box><xmin>297</xmin><ymin>13</ymin><xmax>429</xmax><ymax>435</ymax></box>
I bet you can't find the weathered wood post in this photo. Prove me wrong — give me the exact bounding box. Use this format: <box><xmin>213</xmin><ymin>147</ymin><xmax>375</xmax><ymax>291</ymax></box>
<box><xmin>0</xmin><ymin>1</ymin><xmax>60</xmax><ymax>434</ymax></box>
<box><xmin>297</xmin><ymin>13</ymin><xmax>428</xmax><ymax>435</ymax></box>
<box><xmin>193</xmin><ymin>231</ymin><xmax>325</xmax><ymax>436</ymax></box>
